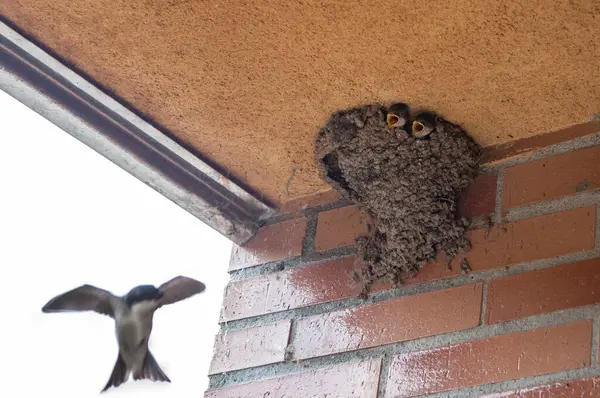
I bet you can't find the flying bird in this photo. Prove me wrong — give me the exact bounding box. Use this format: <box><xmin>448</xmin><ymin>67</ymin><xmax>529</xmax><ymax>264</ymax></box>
<box><xmin>41</xmin><ymin>276</ymin><xmax>206</xmax><ymax>393</ymax></box>
<box><xmin>386</xmin><ymin>102</ymin><xmax>410</xmax><ymax>128</ymax></box>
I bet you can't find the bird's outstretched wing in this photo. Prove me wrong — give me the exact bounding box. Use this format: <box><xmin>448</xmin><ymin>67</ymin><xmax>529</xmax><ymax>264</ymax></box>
<box><xmin>157</xmin><ymin>276</ymin><xmax>206</xmax><ymax>308</ymax></box>
<box><xmin>41</xmin><ymin>284</ymin><xmax>119</xmax><ymax>318</ymax></box>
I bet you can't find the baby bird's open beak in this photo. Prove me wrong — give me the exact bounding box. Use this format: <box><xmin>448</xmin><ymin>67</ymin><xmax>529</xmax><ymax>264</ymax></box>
<box><xmin>412</xmin><ymin>120</ymin><xmax>433</xmax><ymax>138</ymax></box>
<box><xmin>411</xmin><ymin>112</ymin><xmax>437</xmax><ymax>138</ymax></box>
<box><xmin>387</xmin><ymin>113</ymin><xmax>403</xmax><ymax>128</ymax></box>
<box><xmin>386</xmin><ymin>103</ymin><xmax>409</xmax><ymax>128</ymax></box>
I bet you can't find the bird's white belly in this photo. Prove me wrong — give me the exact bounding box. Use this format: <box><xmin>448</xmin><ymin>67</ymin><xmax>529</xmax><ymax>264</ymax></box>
<box><xmin>114</xmin><ymin>301</ymin><xmax>155</xmax><ymax>344</ymax></box>
<box><xmin>114</xmin><ymin>303</ymin><xmax>154</xmax><ymax>370</ymax></box>
<box><xmin>116</xmin><ymin>316</ymin><xmax>143</xmax><ymax>348</ymax></box>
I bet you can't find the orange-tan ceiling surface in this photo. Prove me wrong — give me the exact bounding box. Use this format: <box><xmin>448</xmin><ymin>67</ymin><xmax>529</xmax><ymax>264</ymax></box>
<box><xmin>2</xmin><ymin>0</ymin><xmax>599</xmax><ymax>206</ymax></box>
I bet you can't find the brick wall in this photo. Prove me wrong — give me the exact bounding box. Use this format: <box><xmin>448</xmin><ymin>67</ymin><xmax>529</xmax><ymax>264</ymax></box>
<box><xmin>206</xmin><ymin>123</ymin><xmax>600</xmax><ymax>397</ymax></box>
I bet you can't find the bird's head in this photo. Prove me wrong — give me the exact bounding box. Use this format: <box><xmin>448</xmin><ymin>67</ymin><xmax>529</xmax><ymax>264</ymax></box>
<box><xmin>386</xmin><ymin>103</ymin><xmax>409</xmax><ymax>128</ymax></box>
<box><xmin>124</xmin><ymin>285</ymin><xmax>163</xmax><ymax>306</ymax></box>
<box><xmin>411</xmin><ymin>111</ymin><xmax>437</xmax><ymax>138</ymax></box>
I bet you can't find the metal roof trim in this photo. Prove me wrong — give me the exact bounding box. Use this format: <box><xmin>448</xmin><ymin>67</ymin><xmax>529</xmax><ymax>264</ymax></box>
<box><xmin>0</xmin><ymin>21</ymin><xmax>274</xmax><ymax>245</ymax></box>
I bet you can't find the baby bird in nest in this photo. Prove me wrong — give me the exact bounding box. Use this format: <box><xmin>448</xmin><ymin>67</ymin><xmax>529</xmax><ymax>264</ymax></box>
<box><xmin>387</xmin><ymin>103</ymin><xmax>440</xmax><ymax>139</ymax></box>
<box><xmin>386</xmin><ymin>102</ymin><xmax>410</xmax><ymax>129</ymax></box>
<box><xmin>411</xmin><ymin>111</ymin><xmax>439</xmax><ymax>139</ymax></box>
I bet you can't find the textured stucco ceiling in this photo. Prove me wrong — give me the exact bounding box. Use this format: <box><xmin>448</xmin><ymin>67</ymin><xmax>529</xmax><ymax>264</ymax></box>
<box><xmin>2</xmin><ymin>0</ymin><xmax>599</xmax><ymax>206</ymax></box>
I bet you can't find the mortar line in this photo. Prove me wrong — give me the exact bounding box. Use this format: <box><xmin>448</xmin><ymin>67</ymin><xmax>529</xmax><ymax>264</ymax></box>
<box><xmin>284</xmin><ymin>319</ymin><xmax>296</xmax><ymax>362</ymax></box>
<box><xmin>229</xmin><ymin>261</ymin><xmax>290</xmax><ymax>281</ymax></box>
<box><xmin>506</xmin><ymin>190</ymin><xmax>600</xmax><ymax>223</ymax></box>
<box><xmin>301</xmin><ymin>198</ymin><xmax>354</xmax><ymax>216</ymax></box>
<box><xmin>266</xmin><ymin>198</ymin><xmax>354</xmax><ymax>225</ymax></box>
<box><xmin>210</xmin><ymin>305</ymin><xmax>600</xmax><ymax>389</ymax></box>
<box><xmin>220</xmin><ymin>248</ymin><xmax>600</xmax><ymax>332</ymax></box>
<box><xmin>480</xmin><ymin>131</ymin><xmax>600</xmax><ymax>172</ymax></box>
<box><xmin>262</xmin><ymin>212</ymin><xmax>295</xmax><ymax>226</ymax></box>
<box><xmin>208</xmin><ymin>355</ymin><xmax>374</xmax><ymax>390</ymax></box>
<box><xmin>479</xmin><ymin>281</ymin><xmax>488</xmax><ymax>326</ymax></box>
<box><xmin>592</xmin><ymin>317</ymin><xmax>599</xmax><ymax>365</ymax></box>
<box><xmin>300</xmin><ymin>212</ymin><xmax>318</xmax><ymax>258</ymax></box>
<box><xmin>423</xmin><ymin>365</ymin><xmax>600</xmax><ymax>398</ymax></box>
<box><xmin>376</xmin><ymin>354</ymin><xmax>391</xmax><ymax>398</ymax></box>
<box><xmin>493</xmin><ymin>167</ymin><xmax>505</xmax><ymax>225</ymax></box>
<box><xmin>228</xmin><ymin>246</ymin><xmax>356</xmax><ymax>281</ymax></box>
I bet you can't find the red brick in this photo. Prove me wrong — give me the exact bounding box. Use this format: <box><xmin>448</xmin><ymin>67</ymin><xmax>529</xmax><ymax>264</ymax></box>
<box><xmin>458</xmin><ymin>172</ymin><xmax>498</xmax><ymax>218</ymax></box>
<box><xmin>293</xmin><ymin>283</ymin><xmax>482</xmax><ymax>360</ymax></box>
<box><xmin>482</xmin><ymin>376</ymin><xmax>600</xmax><ymax>397</ymax></box>
<box><xmin>279</xmin><ymin>190</ymin><xmax>341</xmax><ymax>214</ymax></box>
<box><xmin>229</xmin><ymin>217</ymin><xmax>307</xmax><ymax>270</ymax></box>
<box><xmin>385</xmin><ymin>321</ymin><xmax>592</xmax><ymax>397</ymax></box>
<box><xmin>204</xmin><ymin>358</ymin><xmax>381</xmax><ymax>398</ymax></box>
<box><xmin>209</xmin><ymin>321</ymin><xmax>290</xmax><ymax>374</ymax></box>
<box><xmin>315</xmin><ymin>205</ymin><xmax>371</xmax><ymax>251</ymax></box>
<box><xmin>503</xmin><ymin>146</ymin><xmax>600</xmax><ymax>210</ymax></box>
<box><xmin>221</xmin><ymin>256</ymin><xmax>364</xmax><ymax>321</ymax></box>
<box><xmin>452</xmin><ymin>206</ymin><xmax>595</xmax><ymax>272</ymax></box>
<box><xmin>486</xmin><ymin>258</ymin><xmax>600</xmax><ymax>324</ymax></box>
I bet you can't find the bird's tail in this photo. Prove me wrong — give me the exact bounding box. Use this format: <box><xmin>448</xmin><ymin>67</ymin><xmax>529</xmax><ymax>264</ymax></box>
<box><xmin>101</xmin><ymin>353</ymin><xmax>128</xmax><ymax>393</ymax></box>
<box><xmin>134</xmin><ymin>350</ymin><xmax>171</xmax><ymax>384</ymax></box>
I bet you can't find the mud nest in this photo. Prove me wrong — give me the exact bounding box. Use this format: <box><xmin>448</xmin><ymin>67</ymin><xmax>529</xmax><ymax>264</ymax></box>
<box><xmin>315</xmin><ymin>102</ymin><xmax>482</xmax><ymax>292</ymax></box>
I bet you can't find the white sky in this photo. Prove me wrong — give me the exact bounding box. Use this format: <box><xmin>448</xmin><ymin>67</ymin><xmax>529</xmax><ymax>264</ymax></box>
<box><xmin>0</xmin><ymin>89</ymin><xmax>232</xmax><ymax>397</ymax></box>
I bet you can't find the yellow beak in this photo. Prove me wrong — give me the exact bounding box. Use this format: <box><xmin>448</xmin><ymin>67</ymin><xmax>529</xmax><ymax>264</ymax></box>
<box><xmin>412</xmin><ymin>120</ymin><xmax>434</xmax><ymax>138</ymax></box>
<box><xmin>412</xmin><ymin>121</ymin><xmax>425</xmax><ymax>135</ymax></box>
<box><xmin>387</xmin><ymin>113</ymin><xmax>401</xmax><ymax>128</ymax></box>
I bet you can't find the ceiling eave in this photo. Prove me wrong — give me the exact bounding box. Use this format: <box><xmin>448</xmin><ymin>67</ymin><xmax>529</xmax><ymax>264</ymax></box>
<box><xmin>0</xmin><ymin>22</ymin><xmax>274</xmax><ymax>245</ymax></box>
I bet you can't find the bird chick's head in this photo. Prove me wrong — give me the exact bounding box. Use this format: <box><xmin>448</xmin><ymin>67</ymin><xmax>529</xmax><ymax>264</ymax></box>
<box><xmin>411</xmin><ymin>111</ymin><xmax>437</xmax><ymax>138</ymax></box>
<box><xmin>124</xmin><ymin>285</ymin><xmax>163</xmax><ymax>306</ymax></box>
<box><xmin>386</xmin><ymin>103</ymin><xmax>409</xmax><ymax>128</ymax></box>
